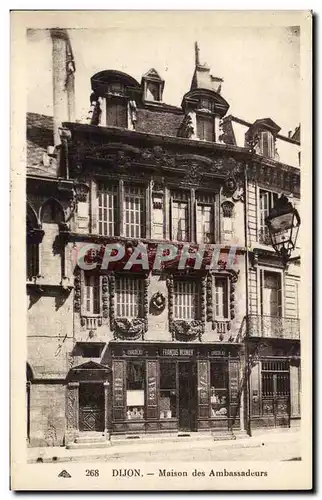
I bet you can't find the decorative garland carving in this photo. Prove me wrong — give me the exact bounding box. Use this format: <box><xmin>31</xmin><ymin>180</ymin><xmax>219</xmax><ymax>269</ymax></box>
<box><xmin>114</xmin><ymin>317</ymin><xmax>146</xmax><ymax>341</ymax></box>
<box><xmin>108</xmin><ymin>273</ymin><xmax>116</xmax><ymax>334</ymax></box>
<box><xmin>172</xmin><ymin>320</ymin><xmax>204</xmax><ymax>342</ymax></box>
<box><xmin>74</xmin><ymin>268</ymin><xmax>81</xmax><ymax>313</ymax></box>
<box><xmin>102</xmin><ymin>275</ymin><xmax>109</xmax><ymax>318</ymax></box>
<box><xmin>150</xmin><ymin>291</ymin><xmax>166</xmax><ymax>314</ymax></box>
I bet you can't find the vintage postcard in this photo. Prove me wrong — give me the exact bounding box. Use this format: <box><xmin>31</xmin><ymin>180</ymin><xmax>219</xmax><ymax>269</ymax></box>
<box><xmin>11</xmin><ymin>10</ymin><xmax>312</xmax><ymax>491</ymax></box>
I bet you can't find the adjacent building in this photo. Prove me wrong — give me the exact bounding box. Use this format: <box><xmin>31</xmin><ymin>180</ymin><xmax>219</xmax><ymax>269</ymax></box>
<box><xmin>26</xmin><ymin>33</ymin><xmax>301</xmax><ymax>447</ymax></box>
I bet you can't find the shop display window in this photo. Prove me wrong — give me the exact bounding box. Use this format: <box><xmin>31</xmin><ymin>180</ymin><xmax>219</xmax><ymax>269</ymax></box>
<box><xmin>210</xmin><ymin>362</ymin><xmax>228</xmax><ymax>417</ymax></box>
<box><xmin>126</xmin><ymin>361</ymin><xmax>145</xmax><ymax>420</ymax></box>
<box><xmin>159</xmin><ymin>361</ymin><xmax>177</xmax><ymax>419</ymax></box>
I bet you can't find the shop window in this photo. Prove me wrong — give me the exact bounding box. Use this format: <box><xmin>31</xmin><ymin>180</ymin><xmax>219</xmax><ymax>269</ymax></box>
<box><xmin>115</xmin><ymin>276</ymin><xmax>144</xmax><ymax>318</ymax></box>
<box><xmin>126</xmin><ymin>360</ymin><xmax>145</xmax><ymax>420</ymax></box>
<box><xmin>97</xmin><ymin>182</ymin><xmax>118</xmax><ymax>236</ymax></box>
<box><xmin>84</xmin><ymin>274</ymin><xmax>100</xmax><ymax>315</ymax></box>
<box><xmin>259</xmin><ymin>189</ymin><xmax>278</xmax><ymax>244</ymax></box>
<box><xmin>210</xmin><ymin>362</ymin><xmax>228</xmax><ymax>418</ymax></box>
<box><xmin>173</xmin><ymin>280</ymin><xmax>200</xmax><ymax>320</ymax></box>
<box><xmin>159</xmin><ymin>361</ymin><xmax>177</xmax><ymax>419</ymax></box>
<box><xmin>124</xmin><ymin>185</ymin><xmax>146</xmax><ymax>238</ymax></box>
<box><xmin>170</xmin><ymin>190</ymin><xmax>189</xmax><ymax>242</ymax></box>
<box><xmin>214</xmin><ymin>277</ymin><xmax>229</xmax><ymax>319</ymax></box>
<box><xmin>196</xmin><ymin>193</ymin><xmax>214</xmax><ymax>243</ymax></box>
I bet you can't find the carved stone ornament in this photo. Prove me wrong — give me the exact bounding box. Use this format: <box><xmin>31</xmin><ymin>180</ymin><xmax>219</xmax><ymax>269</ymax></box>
<box><xmin>74</xmin><ymin>269</ymin><xmax>81</xmax><ymax>313</ymax></box>
<box><xmin>114</xmin><ymin>317</ymin><xmax>146</xmax><ymax>341</ymax></box>
<box><xmin>150</xmin><ymin>291</ymin><xmax>166</xmax><ymax>314</ymax></box>
<box><xmin>172</xmin><ymin>319</ymin><xmax>204</xmax><ymax>342</ymax></box>
<box><xmin>74</xmin><ymin>182</ymin><xmax>90</xmax><ymax>203</ymax></box>
<box><xmin>221</xmin><ymin>200</ymin><xmax>235</xmax><ymax>218</ymax></box>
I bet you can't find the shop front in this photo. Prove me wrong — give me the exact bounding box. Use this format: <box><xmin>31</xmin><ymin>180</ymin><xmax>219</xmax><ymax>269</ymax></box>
<box><xmin>248</xmin><ymin>340</ymin><xmax>301</xmax><ymax>429</ymax></box>
<box><xmin>109</xmin><ymin>343</ymin><xmax>242</xmax><ymax>435</ymax></box>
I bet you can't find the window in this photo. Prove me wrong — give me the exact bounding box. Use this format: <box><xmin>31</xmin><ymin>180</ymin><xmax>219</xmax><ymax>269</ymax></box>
<box><xmin>200</xmin><ymin>99</ymin><xmax>214</xmax><ymax>112</ymax></box>
<box><xmin>171</xmin><ymin>191</ymin><xmax>189</xmax><ymax>242</ymax></box>
<box><xmin>196</xmin><ymin>193</ymin><xmax>214</xmax><ymax>243</ymax></box>
<box><xmin>214</xmin><ymin>277</ymin><xmax>229</xmax><ymax>319</ymax></box>
<box><xmin>210</xmin><ymin>362</ymin><xmax>228</xmax><ymax>418</ymax></box>
<box><xmin>146</xmin><ymin>81</ymin><xmax>161</xmax><ymax>101</ymax></box>
<box><xmin>124</xmin><ymin>185</ymin><xmax>146</xmax><ymax>238</ymax></box>
<box><xmin>84</xmin><ymin>274</ymin><xmax>100</xmax><ymax>315</ymax></box>
<box><xmin>107</xmin><ymin>82</ymin><xmax>124</xmax><ymax>95</ymax></box>
<box><xmin>159</xmin><ymin>361</ymin><xmax>177</xmax><ymax>419</ymax></box>
<box><xmin>81</xmin><ymin>344</ymin><xmax>103</xmax><ymax>358</ymax></box>
<box><xmin>261</xmin><ymin>271</ymin><xmax>282</xmax><ymax>317</ymax></box>
<box><xmin>126</xmin><ymin>361</ymin><xmax>145</xmax><ymax>420</ymax></box>
<box><xmin>106</xmin><ymin>99</ymin><xmax>127</xmax><ymax>127</ymax></box>
<box><xmin>261</xmin><ymin>360</ymin><xmax>290</xmax><ymax>398</ymax></box>
<box><xmin>196</xmin><ymin>114</ymin><xmax>215</xmax><ymax>141</ymax></box>
<box><xmin>97</xmin><ymin>182</ymin><xmax>118</xmax><ymax>236</ymax></box>
<box><xmin>260</xmin><ymin>131</ymin><xmax>274</xmax><ymax>158</ymax></box>
<box><xmin>173</xmin><ymin>280</ymin><xmax>200</xmax><ymax>320</ymax></box>
<box><xmin>115</xmin><ymin>277</ymin><xmax>143</xmax><ymax>318</ymax></box>
<box><xmin>259</xmin><ymin>189</ymin><xmax>278</xmax><ymax>244</ymax></box>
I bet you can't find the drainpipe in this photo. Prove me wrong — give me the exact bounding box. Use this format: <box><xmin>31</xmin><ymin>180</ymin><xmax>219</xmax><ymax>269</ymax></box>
<box><xmin>243</xmin><ymin>161</ymin><xmax>252</xmax><ymax>436</ymax></box>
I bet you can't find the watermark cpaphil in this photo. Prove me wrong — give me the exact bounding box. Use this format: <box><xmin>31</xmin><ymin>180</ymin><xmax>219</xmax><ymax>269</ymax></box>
<box><xmin>72</xmin><ymin>241</ymin><xmax>240</xmax><ymax>272</ymax></box>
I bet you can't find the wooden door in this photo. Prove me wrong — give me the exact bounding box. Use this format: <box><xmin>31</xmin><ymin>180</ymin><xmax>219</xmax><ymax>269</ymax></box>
<box><xmin>79</xmin><ymin>383</ymin><xmax>104</xmax><ymax>432</ymax></box>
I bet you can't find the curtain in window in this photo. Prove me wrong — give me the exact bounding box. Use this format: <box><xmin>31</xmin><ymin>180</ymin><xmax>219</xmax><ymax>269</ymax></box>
<box><xmin>97</xmin><ymin>183</ymin><xmax>118</xmax><ymax>236</ymax></box>
<box><xmin>173</xmin><ymin>280</ymin><xmax>199</xmax><ymax>320</ymax></box>
<box><xmin>115</xmin><ymin>277</ymin><xmax>142</xmax><ymax>318</ymax></box>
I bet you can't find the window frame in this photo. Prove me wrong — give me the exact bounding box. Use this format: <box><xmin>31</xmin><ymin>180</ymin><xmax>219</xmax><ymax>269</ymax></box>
<box><xmin>172</xmin><ymin>278</ymin><xmax>201</xmax><ymax>321</ymax></box>
<box><xmin>115</xmin><ymin>275</ymin><xmax>144</xmax><ymax>319</ymax></box>
<box><xmin>82</xmin><ymin>273</ymin><xmax>101</xmax><ymax>317</ymax></box>
<box><xmin>258</xmin><ymin>187</ymin><xmax>279</xmax><ymax>245</ymax></box>
<box><xmin>196</xmin><ymin>112</ymin><xmax>215</xmax><ymax>142</ymax></box>
<box><xmin>258</xmin><ymin>266</ymin><xmax>284</xmax><ymax>318</ymax></box>
<box><xmin>170</xmin><ymin>190</ymin><xmax>190</xmax><ymax>242</ymax></box>
<box><xmin>195</xmin><ymin>192</ymin><xmax>216</xmax><ymax>244</ymax></box>
<box><xmin>213</xmin><ymin>276</ymin><xmax>230</xmax><ymax>320</ymax></box>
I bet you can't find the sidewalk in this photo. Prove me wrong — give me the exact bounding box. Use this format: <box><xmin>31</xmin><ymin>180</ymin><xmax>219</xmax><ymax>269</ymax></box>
<box><xmin>28</xmin><ymin>428</ymin><xmax>300</xmax><ymax>464</ymax></box>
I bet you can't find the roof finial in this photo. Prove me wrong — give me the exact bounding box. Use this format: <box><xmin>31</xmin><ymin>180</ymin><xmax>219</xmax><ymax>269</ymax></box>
<box><xmin>195</xmin><ymin>41</ymin><xmax>200</xmax><ymax>67</ymax></box>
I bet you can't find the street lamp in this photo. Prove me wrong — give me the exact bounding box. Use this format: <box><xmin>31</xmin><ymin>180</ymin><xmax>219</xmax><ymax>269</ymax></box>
<box><xmin>265</xmin><ymin>194</ymin><xmax>301</xmax><ymax>265</ymax></box>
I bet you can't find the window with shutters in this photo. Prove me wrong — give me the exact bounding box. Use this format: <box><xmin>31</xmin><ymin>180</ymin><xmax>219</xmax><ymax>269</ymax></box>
<box><xmin>260</xmin><ymin>131</ymin><xmax>275</xmax><ymax>158</ymax></box>
<box><xmin>173</xmin><ymin>279</ymin><xmax>200</xmax><ymax>320</ymax></box>
<box><xmin>196</xmin><ymin>193</ymin><xmax>215</xmax><ymax>243</ymax></box>
<box><xmin>170</xmin><ymin>190</ymin><xmax>189</xmax><ymax>242</ymax></box>
<box><xmin>214</xmin><ymin>277</ymin><xmax>229</xmax><ymax>319</ymax></box>
<box><xmin>196</xmin><ymin>114</ymin><xmax>215</xmax><ymax>141</ymax></box>
<box><xmin>84</xmin><ymin>274</ymin><xmax>100</xmax><ymax>315</ymax></box>
<box><xmin>97</xmin><ymin>182</ymin><xmax>118</xmax><ymax>236</ymax></box>
<box><xmin>106</xmin><ymin>98</ymin><xmax>128</xmax><ymax>127</ymax></box>
<box><xmin>259</xmin><ymin>189</ymin><xmax>278</xmax><ymax>244</ymax></box>
<box><xmin>260</xmin><ymin>270</ymin><xmax>283</xmax><ymax>318</ymax></box>
<box><xmin>124</xmin><ymin>185</ymin><xmax>146</xmax><ymax>238</ymax></box>
<box><xmin>115</xmin><ymin>276</ymin><xmax>144</xmax><ymax>318</ymax></box>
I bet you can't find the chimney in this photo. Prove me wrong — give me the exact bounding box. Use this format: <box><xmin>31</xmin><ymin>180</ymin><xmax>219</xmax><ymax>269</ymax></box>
<box><xmin>50</xmin><ymin>29</ymin><xmax>75</xmax><ymax>145</ymax></box>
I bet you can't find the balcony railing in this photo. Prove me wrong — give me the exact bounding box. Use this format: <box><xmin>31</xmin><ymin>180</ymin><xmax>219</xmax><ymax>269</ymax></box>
<box><xmin>247</xmin><ymin>314</ymin><xmax>300</xmax><ymax>340</ymax></box>
<box><xmin>258</xmin><ymin>227</ymin><xmax>271</xmax><ymax>245</ymax></box>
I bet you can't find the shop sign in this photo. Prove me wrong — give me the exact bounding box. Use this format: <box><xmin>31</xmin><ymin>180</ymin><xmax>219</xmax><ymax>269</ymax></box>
<box><xmin>160</xmin><ymin>348</ymin><xmax>194</xmax><ymax>357</ymax></box>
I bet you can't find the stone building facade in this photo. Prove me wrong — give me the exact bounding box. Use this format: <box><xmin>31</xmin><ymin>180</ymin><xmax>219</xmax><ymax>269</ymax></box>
<box><xmin>26</xmin><ymin>33</ymin><xmax>301</xmax><ymax>447</ymax></box>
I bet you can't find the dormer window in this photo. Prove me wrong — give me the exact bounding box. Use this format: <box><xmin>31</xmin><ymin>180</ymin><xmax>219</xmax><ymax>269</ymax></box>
<box><xmin>142</xmin><ymin>68</ymin><xmax>165</xmax><ymax>103</ymax></box>
<box><xmin>260</xmin><ymin>130</ymin><xmax>275</xmax><ymax>158</ymax></box>
<box><xmin>146</xmin><ymin>81</ymin><xmax>161</xmax><ymax>101</ymax></box>
<box><xmin>196</xmin><ymin>113</ymin><xmax>215</xmax><ymax>142</ymax></box>
<box><xmin>107</xmin><ymin>82</ymin><xmax>125</xmax><ymax>95</ymax></box>
<box><xmin>106</xmin><ymin>97</ymin><xmax>128</xmax><ymax>128</ymax></box>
